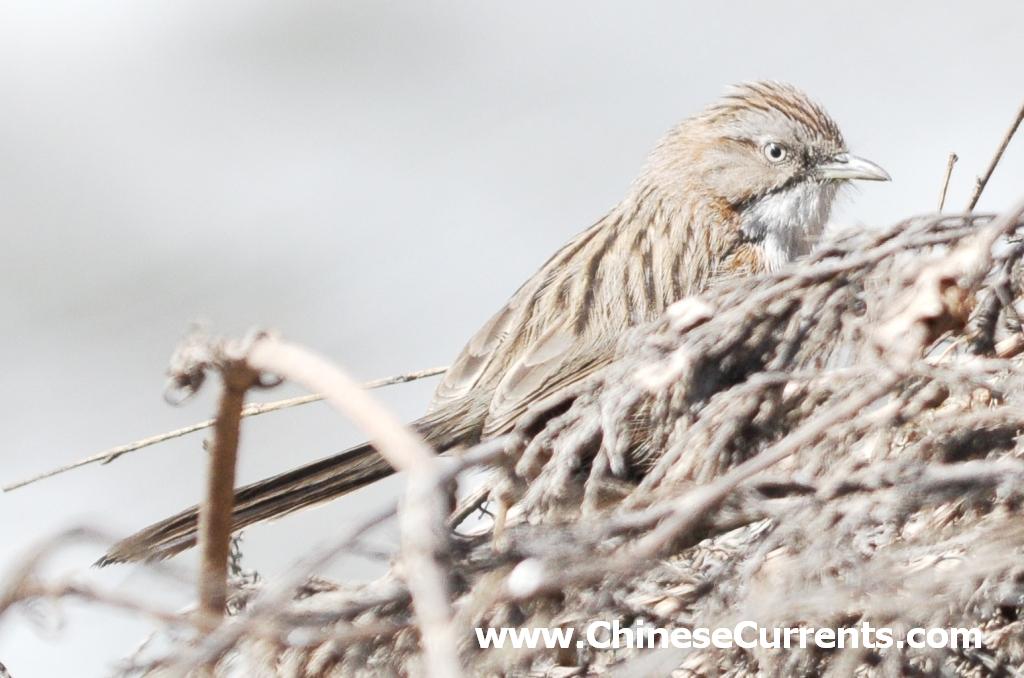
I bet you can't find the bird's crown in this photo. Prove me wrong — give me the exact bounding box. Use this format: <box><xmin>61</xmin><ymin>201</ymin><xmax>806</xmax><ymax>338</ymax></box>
<box><xmin>706</xmin><ymin>81</ymin><xmax>845</xmax><ymax>149</ymax></box>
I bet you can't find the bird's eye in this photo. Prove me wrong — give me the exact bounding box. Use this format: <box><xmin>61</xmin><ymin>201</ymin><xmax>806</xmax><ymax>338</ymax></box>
<box><xmin>763</xmin><ymin>142</ymin><xmax>788</xmax><ymax>163</ymax></box>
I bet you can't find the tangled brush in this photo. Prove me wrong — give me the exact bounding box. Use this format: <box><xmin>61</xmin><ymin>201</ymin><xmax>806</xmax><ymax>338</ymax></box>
<box><xmin>48</xmin><ymin>201</ymin><xmax>1014</xmax><ymax>677</ymax></box>
<box><xmin>6</xmin><ymin>198</ymin><xmax>1024</xmax><ymax>678</ymax></box>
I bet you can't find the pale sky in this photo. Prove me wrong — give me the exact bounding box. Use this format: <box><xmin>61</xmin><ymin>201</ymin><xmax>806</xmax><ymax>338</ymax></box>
<box><xmin>2</xmin><ymin>2</ymin><xmax>1023</xmax><ymax>675</ymax></box>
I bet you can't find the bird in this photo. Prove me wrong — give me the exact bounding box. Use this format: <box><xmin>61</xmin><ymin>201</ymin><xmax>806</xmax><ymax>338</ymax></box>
<box><xmin>100</xmin><ymin>81</ymin><xmax>890</xmax><ymax>564</ymax></box>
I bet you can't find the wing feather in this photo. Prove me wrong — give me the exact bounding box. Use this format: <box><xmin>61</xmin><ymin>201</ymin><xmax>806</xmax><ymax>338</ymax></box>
<box><xmin>482</xmin><ymin>323</ymin><xmax>612</xmax><ymax>437</ymax></box>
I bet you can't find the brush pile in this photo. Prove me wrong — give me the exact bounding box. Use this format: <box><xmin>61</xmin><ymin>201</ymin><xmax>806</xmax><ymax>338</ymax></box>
<box><xmin>14</xmin><ymin>207</ymin><xmax>1024</xmax><ymax>677</ymax></box>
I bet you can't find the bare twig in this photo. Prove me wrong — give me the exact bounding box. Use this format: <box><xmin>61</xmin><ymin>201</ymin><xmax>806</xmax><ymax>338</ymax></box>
<box><xmin>0</xmin><ymin>527</ymin><xmax>107</xmax><ymax>619</ymax></box>
<box><xmin>194</xmin><ymin>350</ymin><xmax>261</xmax><ymax>629</ymax></box>
<box><xmin>246</xmin><ymin>340</ymin><xmax>436</xmax><ymax>472</ymax></box>
<box><xmin>19</xmin><ymin>581</ymin><xmax>192</xmax><ymax>629</ymax></box>
<box><xmin>997</xmin><ymin>332</ymin><xmax>1024</xmax><ymax>359</ymax></box>
<box><xmin>938</xmin><ymin>152</ymin><xmax>958</xmax><ymax>212</ymax></box>
<box><xmin>2</xmin><ymin>365</ymin><xmax>447</xmax><ymax>492</ymax></box>
<box><xmin>967</xmin><ymin>100</ymin><xmax>1024</xmax><ymax>211</ymax></box>
<box><xmin>244</xmin><ymin>337</ymin><xmax>462</xmax><ymax>678</ymax></box>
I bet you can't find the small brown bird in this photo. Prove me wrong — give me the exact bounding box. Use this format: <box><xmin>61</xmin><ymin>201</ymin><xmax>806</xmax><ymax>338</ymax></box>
<box><xmin>102</xmin><ymin>81</ymin><xmax>889</xmax><ymax>564</ymax></box>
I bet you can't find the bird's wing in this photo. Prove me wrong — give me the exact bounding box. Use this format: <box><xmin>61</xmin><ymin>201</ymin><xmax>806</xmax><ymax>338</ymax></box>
<box><xmin>428</xmin><ymin>276</ymin><xmax>537</xmax><ymax>411</ymax></box>
<box><xmin>480</xmin><ymin>321</ymin><xmax>613</xmax><ymax>438</ymax></box>
<box><xmin>430</xmin><ymin>222</ymin><xmax>606</xmax><ymax>412</ymax></box>
<box><xmin>429</xmin><ymin>281</ymin><xmax>613</xmax><ymax>439</ymax></box>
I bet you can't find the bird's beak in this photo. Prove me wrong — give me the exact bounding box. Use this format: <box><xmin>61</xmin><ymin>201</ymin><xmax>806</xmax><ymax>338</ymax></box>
<box><xmin>816</xmin><ymin>152</ymin><xmax>891</xmax><ymax>182</ymax></box>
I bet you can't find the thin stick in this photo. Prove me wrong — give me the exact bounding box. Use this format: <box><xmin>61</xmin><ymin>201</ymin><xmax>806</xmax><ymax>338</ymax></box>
<box><xmin>938</xmin><ymin>152</ymin><xmax>958</xmax><ymax>212</ymax></box>
<box><xmin>245</xmin><ymin>337</ymin><xmax>461</xmax><ymax>678</ymax></box>
<box><xmin>195</xmin><ymin>360</ymin><xmax>259</xmax><ymax>628</ymax></box>
<box><xmin>967</xmin><ymin>100</ymin><xmax>1024</xmax><ymax>211</ymax></box>
<box><xmin>247</xmin><ymin>342</ymin><xmax>437</xmax><ymax>472</ymax></box>
<box><xmin>3</xmin><ymin>365</ymin><xmax>447</xmax><ymax>492</ymax></box>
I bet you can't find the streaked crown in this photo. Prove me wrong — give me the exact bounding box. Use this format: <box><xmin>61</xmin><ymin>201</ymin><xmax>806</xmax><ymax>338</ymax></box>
<box><xmin>705</xmin><ymin>81</ymin><xmax>845</xmax><ymax>150</ymax></box>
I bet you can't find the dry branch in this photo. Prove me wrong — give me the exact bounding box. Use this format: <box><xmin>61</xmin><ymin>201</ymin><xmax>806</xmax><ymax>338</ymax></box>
<box><xmin>175</xmin><ymin>339</ymin><xmax>264</xmax><ymax>628</ymax></box>
<box><xmin>938</xmin><ymin>151</ymin><xmax>958</xmax><ymax>212</ymax></box>
<box><xmin>242</xmin><ymin>337</ymin><xmax>462</xmax><ymax>678</ymax></box>
<box><xmin>967</xmin><ymin>99</ymin><xmax>1024</xmax><ymax>210</ymax></box>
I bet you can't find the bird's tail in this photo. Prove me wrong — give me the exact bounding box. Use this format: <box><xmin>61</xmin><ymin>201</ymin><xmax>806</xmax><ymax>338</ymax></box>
<box><xmin>97</xmin><ymin>442</ymin><xmax>393</xmax><ymax>565</ymax></box>
<box><xmin>98</xmin><ymin>397</ymin><xmax>486</xmax><ymax>565</ymax></box>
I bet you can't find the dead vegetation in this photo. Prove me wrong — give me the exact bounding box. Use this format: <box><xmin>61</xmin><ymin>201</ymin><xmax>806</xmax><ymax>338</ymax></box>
<box><xmin>4</xmin><ymin>107</ymin><xmax>1024</xmax><ymax>678</ymax></box>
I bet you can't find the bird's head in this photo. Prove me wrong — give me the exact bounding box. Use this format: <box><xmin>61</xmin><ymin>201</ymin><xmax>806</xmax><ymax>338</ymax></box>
<box><xmin>645</xmin><ymin>81</ymin><xmax>890</xmax><ymax>268</ymax></box>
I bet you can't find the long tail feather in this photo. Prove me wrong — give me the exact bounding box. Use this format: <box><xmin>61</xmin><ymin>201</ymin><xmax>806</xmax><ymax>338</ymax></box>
<box><xmin>97</xmin><ymin>442</ymin><xmax>392</xmax><ymax>565</ymax></box>
<box><xmin>98</xmin><ymin>395</ymin><xmax>487</xmax><ymax>565</ymax></box>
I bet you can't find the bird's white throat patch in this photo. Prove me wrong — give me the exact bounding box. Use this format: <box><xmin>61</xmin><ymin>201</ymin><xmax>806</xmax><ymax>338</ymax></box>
<box><xmin>741</xmin><ymin>182</ymin><xmax>838</xmax><ymax>271</ymax></box>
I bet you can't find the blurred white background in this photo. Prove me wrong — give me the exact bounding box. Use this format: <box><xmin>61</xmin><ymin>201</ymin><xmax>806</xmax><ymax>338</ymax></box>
<box><xmin>1</xmin><ymin>1</ymin><xmax>1022</xmax><ymax>675</ymax></box>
